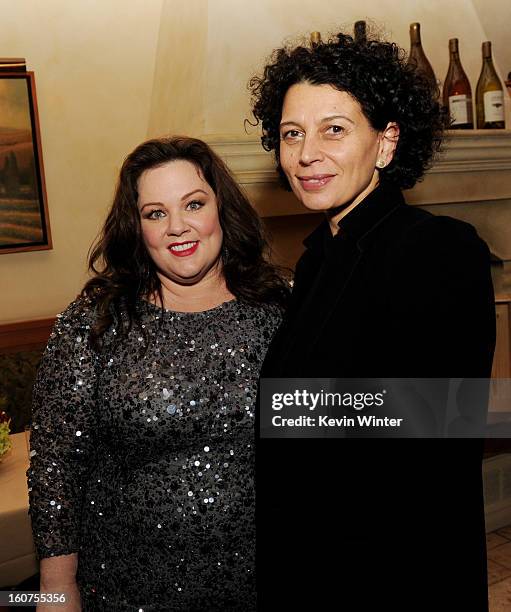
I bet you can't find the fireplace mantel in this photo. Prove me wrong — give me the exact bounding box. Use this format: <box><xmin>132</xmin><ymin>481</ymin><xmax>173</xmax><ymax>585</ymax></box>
<box><xmin>206</xmin><ymin>129</ymin><xmax>511</xmax><ymax>211</ymax></box>
<box><xmin>207</xmin><ymin>130</ymin><xmax>511</xmax><ymax>293</ymax></box>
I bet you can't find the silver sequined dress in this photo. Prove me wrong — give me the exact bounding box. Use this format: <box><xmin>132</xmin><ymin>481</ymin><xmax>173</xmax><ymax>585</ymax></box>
<box><xmin>27</xmin><ymin>297</ymin><xmax>282</xmax><ymax>611</ymax></box>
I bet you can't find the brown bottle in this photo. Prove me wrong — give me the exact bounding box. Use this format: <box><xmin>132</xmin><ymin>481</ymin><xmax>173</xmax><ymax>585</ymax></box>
<box><xmin>407</xmin><ymin>23</ymin><xmax>437</xmax><ymax>91</ymax></box>
<box><xmin>354</xmin><ymin>21</ymin><xmax>367</xmax><ymax>44</ymax></box>
<box><xmin>476</xmin><ymin>42</ymin><xmax>505</xmax><ymax>128</ymax></box>
<box><xmin>443</xmin><ymin>38</ymin><xmax>473</xmax><ymax>129</ymax></box>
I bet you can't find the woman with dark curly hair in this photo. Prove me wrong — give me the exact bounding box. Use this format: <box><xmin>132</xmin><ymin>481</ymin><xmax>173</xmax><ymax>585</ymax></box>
<box><xmin>28</xmin><ymin>137</ymin><xmax>287</xmax><ymax>611</ymax></box>
<box><xmin>250</xmin><ymin>32</ymin><xmax>495</xmax><ymax>610</ymax></box>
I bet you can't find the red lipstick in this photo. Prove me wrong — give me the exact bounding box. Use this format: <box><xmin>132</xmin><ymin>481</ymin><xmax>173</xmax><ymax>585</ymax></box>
<box><xmin>168</xmin><ymin>240</ymin><xmax>199</xmax><ymax>257</ymax></box>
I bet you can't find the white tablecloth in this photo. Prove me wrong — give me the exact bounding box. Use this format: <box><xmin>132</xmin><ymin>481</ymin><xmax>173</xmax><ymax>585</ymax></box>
<box><xmin>0</xmin><ymin>432</ymin><xmax>38</xmax><ymax>587</ymax></box>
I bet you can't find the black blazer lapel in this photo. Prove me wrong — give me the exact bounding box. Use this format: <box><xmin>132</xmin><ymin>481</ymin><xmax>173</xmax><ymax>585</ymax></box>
<box><xmin>272</xmin><ymin>185</ymin><xmax>406</xmax><ymax>376</ymax></box>
<box><xmin>278</xmin><ymin>236</ymin><xmax>364</xmax><ymax>375</ymax></box>
<box><xmin>304</xmin><ymin>191</ymin><xmax>405</xmax><ymax>354</ymax></box>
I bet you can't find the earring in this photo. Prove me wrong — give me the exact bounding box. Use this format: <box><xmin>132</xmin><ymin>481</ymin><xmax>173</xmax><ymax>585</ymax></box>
<box><xmin>376</xmin><ymin>159</ymin><xmax>386</xmax><ymax>169</ymax></box>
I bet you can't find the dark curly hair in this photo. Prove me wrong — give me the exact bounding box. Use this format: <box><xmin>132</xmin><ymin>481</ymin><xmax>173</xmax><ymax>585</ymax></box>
<box><xmin>249</xmin><ymin>31</ymin><xmax>445</xmax><ymax>190</ymax></box>
<box><xmin>82</xmin><ymin>136</ymin><xmax>288</xmax><ymax>348</ymax></box>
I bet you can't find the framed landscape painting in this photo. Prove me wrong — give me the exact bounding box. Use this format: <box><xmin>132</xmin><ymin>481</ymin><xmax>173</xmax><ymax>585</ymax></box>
<box><xmin>0</xmin><ymin>72</ymin><xmax>51</xmax><ymax>254</ymax></box>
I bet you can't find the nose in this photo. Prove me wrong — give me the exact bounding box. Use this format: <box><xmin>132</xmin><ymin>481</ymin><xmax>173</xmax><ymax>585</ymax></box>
<box><xmin>165</xmin><ymin>210</ymin><xmax>189</xmax><ymax>237</ymax></box>
<box><xmin>299</xmin><ymin>133</ymin><xmax>323</xmax><ymax>165</ymax></box>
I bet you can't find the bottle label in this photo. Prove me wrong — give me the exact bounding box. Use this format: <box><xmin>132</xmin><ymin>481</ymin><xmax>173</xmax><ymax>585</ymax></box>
<box><xmin>448</xmin><ymin>94</ymin><xmax>471</xmax><ymax>125</ymax></box>
<box><xmin>483</xmin><ymin>90</ymin><xmax>505</xmax><ymax>122</ymax></box>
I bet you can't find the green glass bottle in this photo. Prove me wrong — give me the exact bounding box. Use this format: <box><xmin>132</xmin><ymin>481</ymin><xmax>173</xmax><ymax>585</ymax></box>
<box><xmin>476</xmin><ymin>41</ymin><xmax>505</xmax><ymax>129</ymax></box>
<box><xmin>354</xmin><ymin>21</ymin><xmax>367</xmax><ymax>44</ymax></box>
<box><xmin>407</xmin><ymin>22</ymin><xmax>437</xmax><ymax>91</ymax></box>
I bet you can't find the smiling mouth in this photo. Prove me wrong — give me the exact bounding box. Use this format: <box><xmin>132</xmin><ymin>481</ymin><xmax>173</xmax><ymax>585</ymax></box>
<box><xmin>168</xmin><ymin>241</ymin><xmax>199</xmax><ymax>257</ymax></box>
<box><xmin>297</xmin><ymin>175</ymin><xmax>335</xmax><ymax>191</ymax></box>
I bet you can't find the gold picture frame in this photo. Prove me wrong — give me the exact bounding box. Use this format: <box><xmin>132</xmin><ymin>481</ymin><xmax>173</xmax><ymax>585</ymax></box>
<box><xmin>0</xmin><ymin>70</ymin><xmax>51</xmax><ymax>254</ymax></box>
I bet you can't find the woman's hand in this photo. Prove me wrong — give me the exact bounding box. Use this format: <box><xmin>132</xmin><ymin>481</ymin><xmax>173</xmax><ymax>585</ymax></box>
<box><xmin>37</xmin><ymin>554</ymin><xmax>81</xmax><ymax>611</ymax></box>
<box><xmin>37</xmin><ymin>581</ymin><xmax>81</xmax><ymax>612</ymax></box>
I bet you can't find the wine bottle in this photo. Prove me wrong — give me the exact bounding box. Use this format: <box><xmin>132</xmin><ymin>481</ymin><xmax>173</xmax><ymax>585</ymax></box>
<box><xmin>310</xmin><ymin>31</ymin><xmax>322</xmax><ymax>47</ymax></box>
<box><xmin>407</xmin><ymin>23</ymin><xmax>437</xmax><ymax>92</ymax></box>
<box><xmin>476</xmin><ymin>41</ymin><xmax>505</xmax><ymax>129</ymax></box>
<box><xmin>442</xmin><ymin>38</ymin><xmax>473</xmax><ymax>129</ymax></box>
<box><xmin>354</xmin><ymin>21</ymin><xmax>367</xmax><ymax>44</ymax></box>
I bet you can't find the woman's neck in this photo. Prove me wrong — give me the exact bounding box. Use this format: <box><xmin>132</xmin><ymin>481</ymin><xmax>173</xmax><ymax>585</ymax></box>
<box><xmin>327</xmin><ymin>174</ymin><xmax>380</xmax><ymax>235</ymax></box>
<box><xmin>151</xmin><ymin>268</ymin><xmax>235</xmax><ymax>312</ymax></box>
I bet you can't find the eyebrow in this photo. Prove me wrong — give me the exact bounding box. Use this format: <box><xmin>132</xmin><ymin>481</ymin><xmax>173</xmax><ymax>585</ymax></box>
<box><xmin>139</xmin><ymin>188</ymin><xmax>208</xmax><ymax>211</ymax></box>
<box><xmin>279</xmin><ymin>114</ymin><xmax>355</xmax><ymax>129</ymax></box>
<box><xmin>180</xmin><ymin>188</ymin><xmax>208</xmax><ymax>201</ymax></box>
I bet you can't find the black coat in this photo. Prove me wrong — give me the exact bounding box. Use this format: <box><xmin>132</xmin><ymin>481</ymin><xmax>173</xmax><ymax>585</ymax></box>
<box><xmin>256</xmin><ymin>184</ymin><xmax>496</xmax><ymax>611</ymax></box>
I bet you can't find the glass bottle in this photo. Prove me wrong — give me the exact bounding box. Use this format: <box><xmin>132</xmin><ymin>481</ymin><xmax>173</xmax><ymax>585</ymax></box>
<box><xmin>476</xmin><ymin>41</ymin><xmax>505</xmax><ymax>128</ymax></box>
<box><xmin>407</xmin><ymin>23</ymin><xmax>437</xmax><ymax>92</ymax></box>
<box><xmin>310</xmin><ymin>31</ymin><xmax>322</xmax><ymax>47</ymax></box>
<box><xmin>442</xmin><ymin>38</ymin><xmax>473</xmax><ymax>129</ymax></box>
<box><xmin>354</xmin><ymin>21</ymin><xmax>367</xmax><ymax>44</ymax></box>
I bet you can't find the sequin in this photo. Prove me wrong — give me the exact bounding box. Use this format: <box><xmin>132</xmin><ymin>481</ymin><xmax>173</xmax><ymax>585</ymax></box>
<box><xmin>27</xmin><ymin>295</ymin><xmax>282</xmax><ymax>611</ymax></box>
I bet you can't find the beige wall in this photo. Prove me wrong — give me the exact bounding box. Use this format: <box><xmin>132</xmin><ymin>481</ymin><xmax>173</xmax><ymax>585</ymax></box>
<box><xmin>202</xmin><ymin>0</ymin><xmax>507</xmax><ymax>137</ymax></box>
<box><xmin>148</xmin><ymin>0</ymin><xmax>510</xmax><ymax>138</ymax></box>
<box><xmin>0</xmin><ymin>0</ymin><xmax>163</xmax><ymax>322</ymax></box>
<box><xmin>147</xmin><ymin>0</ymin><xmax>208</xmax><ymax>138</ymax></box>
<box><xmin>1</xmin><ymin>0</ymin><xmax>509</xmax><ymax>323</ymax></box>
<box><xmin>472</xmin><ymin>0</ymin><xmax>511</xmax><ymax>77</ymax></box>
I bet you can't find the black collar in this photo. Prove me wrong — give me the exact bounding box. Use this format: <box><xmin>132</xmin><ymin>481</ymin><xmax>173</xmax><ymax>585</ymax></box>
<box><xmin>303</xmin><ymin>183</ymin><xmax>406</xmax><ymax>254</ymax></box>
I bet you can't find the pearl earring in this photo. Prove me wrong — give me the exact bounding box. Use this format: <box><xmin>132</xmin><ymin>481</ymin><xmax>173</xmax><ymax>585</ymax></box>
<box><xmin>376</xmin><ymin>159</ymin><xmax>386</xmax><ymax>169</ymax></box>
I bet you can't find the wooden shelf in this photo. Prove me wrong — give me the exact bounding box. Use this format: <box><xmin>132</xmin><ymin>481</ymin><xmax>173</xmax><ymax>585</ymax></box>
<box><xmin>0</xmin><ymin>318</ymin><xmax>54</xmax><ymax>354</ymax></box>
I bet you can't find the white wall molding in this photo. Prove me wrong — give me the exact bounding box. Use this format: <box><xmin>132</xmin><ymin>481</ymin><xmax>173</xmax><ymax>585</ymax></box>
<box><xmin>205</xmin><ymin>131</ymin><xmax>511</xmax><ymax>219</ymax></box>
<box><xmin>206</xmin><ymin>130</ymin><xmax>511</xmax><ymax>184</ymax></box>
<box><xmin>206</xmin><ymin>131</ymin><xmax>511</xmax><ymax>271</ymax></box>
<box><xmin>435</xmin><ymin>130</ymin><xmax>511</xmax><ymax>174</ymax></box>
<box><xmin>204</xmin><ymin>137</ymin><xmax>279</xmax><ymax>184</ymax></box>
